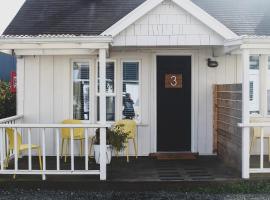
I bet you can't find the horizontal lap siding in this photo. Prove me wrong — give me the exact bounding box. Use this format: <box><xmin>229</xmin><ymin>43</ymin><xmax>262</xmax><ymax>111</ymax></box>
<box><xmin>214</xmin><ymin>84</ymin><xmax>242</xmax><ymax>172</ymax></box>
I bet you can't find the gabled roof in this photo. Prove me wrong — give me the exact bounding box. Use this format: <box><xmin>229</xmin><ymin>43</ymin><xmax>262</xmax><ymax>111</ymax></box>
<box><xmin>102</xmin><ymin>0</ymin><xmax>237</xmax><ymax>40</ymax></box>
<box><xmin>3</xmin><ymin>0</ymin><xmax>270</xmax><ymax>37</ymax></box>
<box><xmin>3</xmin><ymin>0</ymin><xmax>145</xmax><ymax>36</ymax></box>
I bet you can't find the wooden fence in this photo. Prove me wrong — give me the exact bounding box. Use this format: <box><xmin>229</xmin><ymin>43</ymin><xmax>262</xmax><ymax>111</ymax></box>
<box><xmin>213</xmin><ymin>84</ymin><xmax>242</xmax><ymax>172</ymax></box>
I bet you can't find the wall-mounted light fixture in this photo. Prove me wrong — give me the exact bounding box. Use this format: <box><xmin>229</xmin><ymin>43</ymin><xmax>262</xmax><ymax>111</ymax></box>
<box><xmin>207</xmin><ymin>58</ymin><xmax>218</xmax><ymax>68</ymax></box>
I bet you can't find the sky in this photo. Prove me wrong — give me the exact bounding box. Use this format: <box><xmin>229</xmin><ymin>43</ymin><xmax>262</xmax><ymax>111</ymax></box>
<box><xmin>0</xmin><ymin>0</ymin><xmax>25</xmax><ymax>34</ymax></box>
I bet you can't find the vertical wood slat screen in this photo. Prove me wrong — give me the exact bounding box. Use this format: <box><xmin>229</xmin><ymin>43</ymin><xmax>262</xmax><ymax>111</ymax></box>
<box><xmin>213</xmin><ymin>84</ymin><xmax>242</xmax><ymax>172</ymax></box>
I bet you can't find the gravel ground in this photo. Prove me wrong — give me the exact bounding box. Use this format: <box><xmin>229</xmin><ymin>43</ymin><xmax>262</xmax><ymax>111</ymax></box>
<box><xmin>0</xmin><ymin>189</ymin><xmax>270</xmax><ymax>200</ymax></box>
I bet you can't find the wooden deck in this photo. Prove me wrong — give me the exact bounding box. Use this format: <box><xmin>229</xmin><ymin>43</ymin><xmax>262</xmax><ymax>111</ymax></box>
<box><xmin>2</xmin><ymin>156</ymin><xmax>240</xmax><ymax>182</ymax></box>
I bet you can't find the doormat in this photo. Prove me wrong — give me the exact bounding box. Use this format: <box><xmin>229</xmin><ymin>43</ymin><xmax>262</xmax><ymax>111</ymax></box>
<box><xmin>149</xmin><ymin>153</ymin><xmax>197</xmax><ymax>160</ymax></box>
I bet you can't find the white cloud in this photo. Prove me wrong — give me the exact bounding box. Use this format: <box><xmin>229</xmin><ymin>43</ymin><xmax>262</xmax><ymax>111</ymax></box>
<box><xmin>0</xmin><ymin>0</ymin><xmax>25</xmax><ymax>34</ymax></box>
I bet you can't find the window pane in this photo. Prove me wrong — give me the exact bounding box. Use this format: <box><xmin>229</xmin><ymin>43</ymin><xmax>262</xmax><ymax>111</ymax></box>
<box><xmin>122</xmin><ymin>62</ymin><xmax>140</xmax><ymax>120</ymax></box>
<box><xmin>73</xmin><ymin>62</ymin><xmax>89</xmax><ymax>120</ymax></box>
<box><xmin>97</xmin><ymin>96</ymin><xmax>115</xmax><ymax>121</ymax></box>
<box><xmin>249</xmin><ymin>56</ymin><xmax>260</xmax><ymax>114</ymax></box>
<box><xmin>266</xmin><ymin>56</ymin><xmax>270</xmax><ymax>115</ymax></box>
<box><xmin>268</xmin><ymin>90</ymin><xmax>270</xmax><ymax>115</ymax></box>
<box><xmin>250</xmin><ymin>56</ymin><xmax>259</xmax><ymax>70</ymax></box>
<box><xmin>97</xmin><ymin>62</ymin><xmax>115</xmax><ymax>93</ymax></box>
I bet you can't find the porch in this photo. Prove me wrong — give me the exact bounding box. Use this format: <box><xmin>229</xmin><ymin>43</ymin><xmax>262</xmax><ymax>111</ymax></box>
<box><xmin>2</xmin><ymin>156</ymin><xmax>239</xmax><ymax>182</ymax></box>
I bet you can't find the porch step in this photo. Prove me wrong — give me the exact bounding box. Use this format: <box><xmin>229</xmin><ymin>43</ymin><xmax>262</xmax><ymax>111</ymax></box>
<box><xmin>149</xmin><ymin>152</ymin><xmax>198</xmax><ymax>160</ymax></box>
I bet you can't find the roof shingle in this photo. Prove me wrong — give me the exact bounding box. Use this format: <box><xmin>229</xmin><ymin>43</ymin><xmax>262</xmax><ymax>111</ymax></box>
<box><xmin>3</xmin><ymin>0</ymin><xmax>270</xmax><ymax>36</ymax></box>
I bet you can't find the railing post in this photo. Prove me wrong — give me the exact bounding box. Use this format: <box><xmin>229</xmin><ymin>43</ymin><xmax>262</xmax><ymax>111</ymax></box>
<box><xmin>242</xmin><ymin>49</ymin><xmax>250</xmax><ymax>179</ymax></box>
<box><xmin>71</xmin><ymin>128</ymin><xmax>74</xmax><ymax>171</ymax></box>
<box><xmin>42</xmin><ymin>128</ymin><xmax>46</xmax><ymax>180</ymax></box>
<box><xmin>56</xmin><ymin>128</ymin><xmax>60</xmax><ymax>171</ymax></box>
<box><xmin>100</xmin><ymin>127</ymin><xmax>106</xmax><ymax>180</ymax></box>
<box><xmin>84</xmin><ymin>128</ymin><xmax>89</xmax><ymax>170</ymax></box>
<box><xmin>27</xmin><ymin>128</ymin><xmax>32</xmax><ymax>171</ymax></box>
<box><xmin>0</xmin><ymin>128</ymin><xmax>4</xmax><ymax>171</ymax></box>
<box><xmin>14</xmin><ymin>129</ymin><xmax>18</xmax><ymax>174</ymax></box>
<box><xmin>99</xmin><ymin>48</ymin><xmax>107</xmax><ymax>181</ymax></box>
<box><xmin>260</xmin><ymin>128</ymin><xmax>264</xmax><ymax>169</ymax></box>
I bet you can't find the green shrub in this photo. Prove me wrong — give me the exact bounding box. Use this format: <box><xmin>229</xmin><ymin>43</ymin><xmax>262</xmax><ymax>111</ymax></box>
<box><xmin>95</xmin><ymin>124</ymin><xmax>129</xmax><ymax>152</ymax></box>
<box><xmin>0</xmin><ymin>80</ymin><xmax>16</xmax><ymax>119</ymax></box>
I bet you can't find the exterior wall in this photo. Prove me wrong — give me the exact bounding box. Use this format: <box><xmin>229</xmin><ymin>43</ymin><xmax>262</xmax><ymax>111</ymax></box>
<box><xmin>19</xmin><ymin>47</ymin><xmax>241</xmax><ymax>156</ymax></box>
<box><xmin>113</xmin><ymin>0</ymin><xmax>224</xmax><ymax>46</ymax></box>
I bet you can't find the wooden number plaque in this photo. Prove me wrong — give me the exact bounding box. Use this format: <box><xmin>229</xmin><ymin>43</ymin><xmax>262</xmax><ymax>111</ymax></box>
<box><xmin>165</xmin><ymin>74</ymin><xmax>182</xmax><ymax>88</ymax></box>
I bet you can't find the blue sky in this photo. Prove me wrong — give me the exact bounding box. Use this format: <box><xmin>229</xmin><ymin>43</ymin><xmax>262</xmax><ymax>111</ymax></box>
<box><xmin>0</xmin><ymin>0</ymin><xmax>25</xmax><ymax>34</ymax></box>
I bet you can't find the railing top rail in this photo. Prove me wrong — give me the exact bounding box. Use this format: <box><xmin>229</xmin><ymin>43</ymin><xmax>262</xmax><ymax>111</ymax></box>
<box><xmin>0</xmin><ymin>123</ymin><xmax>110</xmax><ymax>128</ymax></box>
<box><xmin>0</xmin><ymin>114</ymin><xmax>23</xmax><ymax>124</ymax></box>
<box><xmin>238</xmin><ymin>123</ymin><xmax>270</xmax><ymax>128</ymax></box>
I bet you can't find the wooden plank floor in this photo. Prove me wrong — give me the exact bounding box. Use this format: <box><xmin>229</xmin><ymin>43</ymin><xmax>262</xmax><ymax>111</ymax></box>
<box><xmin>1</xmin><ymin>156</ymin><xmax>241</xmax><ymax>182</ymax></box>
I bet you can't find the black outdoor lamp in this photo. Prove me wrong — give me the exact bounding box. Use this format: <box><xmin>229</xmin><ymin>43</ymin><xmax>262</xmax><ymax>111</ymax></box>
<box><xmin>207</xmin><ymin>58</ymin><xmax>218</xmax><ymax>68</ymax></box>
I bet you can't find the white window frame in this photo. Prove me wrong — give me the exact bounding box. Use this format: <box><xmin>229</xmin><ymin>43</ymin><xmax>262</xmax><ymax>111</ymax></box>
<box><xmin>96</xmin><ymin>59</ymin><xmax>117</xmax><ymax>123</ymax></box>
<box><xmin>250</xmin><ymin>55</ymin><xmax>270</xmax><ymax>117</ymax></box>
<box><xmin>70</xmin><ymin>58</ymin><xmax>142</xmax><ymax>124</ymax></box>
<box><xmin>249</xmin><ymin>55</ymin><xmax>260</xmax><ymax>114</ymax></box>
<box><xmin>265</xmin><ymin>56</ymin><xmax>270</xmax><ymax>116</ymax></box>
<box><xmin>120</xmin><ymin>59</ymin><xmax>142</xmax><ymax>123</ymax></box>
<box><xmin>70</xmin><ymin>59</ymin><xmax>94</xmax><ymax>123</ymax></box>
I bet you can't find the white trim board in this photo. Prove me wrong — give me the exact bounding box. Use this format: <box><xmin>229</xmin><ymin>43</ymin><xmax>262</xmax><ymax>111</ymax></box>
<box><xmin>101</xmin><ymin>0</ymin><xmax>238</xmax><ymax>40</ymax></box>
<box><xmin>151</xmin><ymin>50</ymin><xmax>198</xmax><ymax>153</ymax></box>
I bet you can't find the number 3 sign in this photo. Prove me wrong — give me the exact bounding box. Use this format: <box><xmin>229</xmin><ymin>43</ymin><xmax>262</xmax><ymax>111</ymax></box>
<box><xmin>165</xmin><ymin>74</ymin><xmax>182</xmax><ymax>88</ymax></box>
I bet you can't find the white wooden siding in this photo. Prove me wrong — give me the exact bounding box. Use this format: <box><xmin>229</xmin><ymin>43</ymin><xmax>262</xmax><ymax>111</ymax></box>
<box><xmin>20</xmin><ymin>48</ymin><xmax>240</xmax><ymax>156</ymax></box>
<box><xmin>113</xmin><ymin>0</ymin><xmax>224</xmax><ymax>47</ymax></box>
<box><xmin>23</xmin><ymin>56</ymin><xmax>40</xmax><ymax>154</ymax></box>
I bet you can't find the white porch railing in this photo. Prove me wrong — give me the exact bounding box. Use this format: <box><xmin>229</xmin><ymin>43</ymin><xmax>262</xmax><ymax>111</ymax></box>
<box><xmin>0</xmin><ymin>115</ymin><xmax>23</xmax><ymax>124</ymax></box>
<box><xmin>239</xmin><ymin>122</ymin><xmax>270</xmax><ymax>176</ymax></box>
<box><xmin>0</xmin><ymin>121</ymin><xmax>109</xmax><ymax>180</ymax></box>
<box><xmin>0</xmin><ymin>115</ymin><xmax>24</xmax><ymax>172</ymax></box>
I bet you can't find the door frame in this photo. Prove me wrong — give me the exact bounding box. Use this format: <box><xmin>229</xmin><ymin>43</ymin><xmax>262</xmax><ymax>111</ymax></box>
<box><xmin>152</xmin><ymin>50</ymin><xmax>198</xmax><ymax>153</ymax></box>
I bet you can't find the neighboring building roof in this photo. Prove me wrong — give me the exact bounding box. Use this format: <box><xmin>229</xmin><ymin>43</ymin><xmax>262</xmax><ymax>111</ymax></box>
<box><xmin>3</xmin><ymin>0</ymin><xmax>270</xmax><ymax>37</ymax></box>
<box><xmin>192</xmin><ymin>0</ymin><xmax>270</xmax><ymax>36</ymax></box>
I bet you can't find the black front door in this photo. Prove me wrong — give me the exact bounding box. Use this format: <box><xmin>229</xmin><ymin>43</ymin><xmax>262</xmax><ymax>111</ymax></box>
<box><xmin>157</xmin><ymin>56</ymin><xmax>191</xmax><ymax>152</ymax></box>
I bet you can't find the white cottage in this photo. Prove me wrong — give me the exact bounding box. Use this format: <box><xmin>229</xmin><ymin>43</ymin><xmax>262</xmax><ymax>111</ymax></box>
<box><xmin>0</xmin><ymin>0</ymin><xmax>270</xmax><ymax>180</ymax></box>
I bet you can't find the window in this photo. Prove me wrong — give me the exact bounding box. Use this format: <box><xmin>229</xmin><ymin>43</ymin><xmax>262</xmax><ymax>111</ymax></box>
<box><xmin>72</xmin><ymin>62</ymin><xmax>90</xmax><ymax>120</ymax></box>
<box><xmin>268</xmin><ymin>56</ymin><xmax>270</xmax><ymax>70</ymax></box>
<box><xmin>250</xmin><ymin>56</ymin><xmax>260</xmax><ymax>70</ymax></box>
<box><xmin>97</xmin><ymin>62</ymin><xmax>116</xmax><ymax>121</ymax></box>
<box><xmin>122</xmin><ymin>61</ymin><xmax>140</xmax><ymax>121</ymax></box>
<box><xmin>268</xmin><ymin>57</ymin><xmax>270</xmax><ymax>115</ymax></box>
<box><xmin>249</xmin><ymin>55</ymin><xmax>260</xmax><ymax>114</ymax></box>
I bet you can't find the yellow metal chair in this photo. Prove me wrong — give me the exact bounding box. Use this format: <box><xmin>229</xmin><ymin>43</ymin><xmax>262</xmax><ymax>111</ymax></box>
<box><xmin>5</xmin><ymin>128</ymin><xmax>42</xmax><ymax>176</ymax></box>
<box><xmin>250</xmin><ymin>117</ymin><xmax>270</xmax><ymax>161</ymax></box>
<box><xmin>115</xmin><ymin>119</ymin><xmax>138</xmax><ymax>162</ymax></box>
<box><xmin>61</xmin><ymin>120</ymin><xmax>84</xmax><ymax>162</ymax></box>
